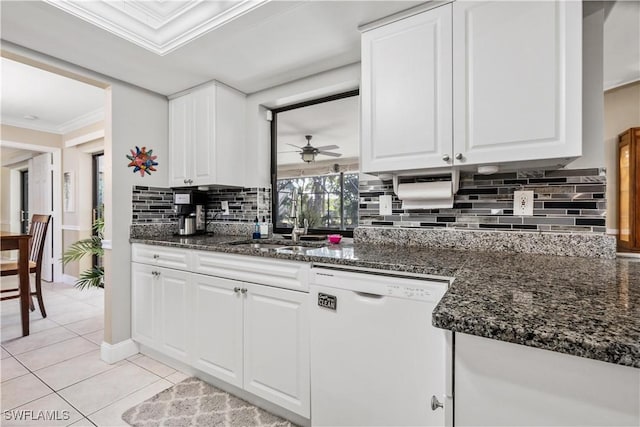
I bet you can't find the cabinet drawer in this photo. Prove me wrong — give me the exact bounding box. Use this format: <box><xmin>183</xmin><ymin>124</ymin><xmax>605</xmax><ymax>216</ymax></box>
<box><xmin>131</xmin><ymin>244</ymin><xmax>192</xmax><ymax>271</ymax></box>
<box><xmin>194</xmin><ymin>251</ymin><xmax>309</xmax><ymax>292</ymax></box>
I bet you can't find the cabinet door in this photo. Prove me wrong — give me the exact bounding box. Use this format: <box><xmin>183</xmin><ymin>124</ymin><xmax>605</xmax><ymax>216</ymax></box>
<box><xmin>191</xmin><ymin>274</ymin><xmax>243</xmax><ymax>388</ymax></box>
<box><xmin>192</xmin><ymin>86</ymin><xmax>217</xmax><ymax>186</ymax></box>
<box><xmin>131</xmin><ymin>263</ymin><xmax>159</xmax><ymax>348</ymax></box>
<box><xmin>215</xmin><ymin>84</ymin><xmax>246</xmax><ymax>187</ymax></box>
<box><xmin>243</xmin><ymin>284</ymin><xmax>310</xmax><ymax>417</ymax></box>
<box><xmin>169</xmin><ymin>95</ymin><xmax>192</xmax><ymax>187</ymax></box>
<box><xmin>157</xmin><ymin>268</ymin><xmax>191</xmax><ymax>363</ymax></box>
<box><xmin>361</xmin><ymin>4</ymin><xmax>453</xmax><ymax>173</ymax></box>
<box><xmin>453</xmin><ymin>1</ymin><xmax>581</xmax><ymax>166</ymax></box>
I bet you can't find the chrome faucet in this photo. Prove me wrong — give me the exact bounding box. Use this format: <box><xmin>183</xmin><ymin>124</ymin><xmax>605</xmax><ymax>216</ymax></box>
<box><xmin>290</xmin><ymin>190</ymin><xmax>307</xmax><ymax>242</ymax></box>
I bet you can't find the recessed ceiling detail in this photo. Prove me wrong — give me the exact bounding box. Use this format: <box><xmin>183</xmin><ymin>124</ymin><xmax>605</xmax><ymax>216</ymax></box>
<box><xmin>43</xmin><ymin>0</ymin><xmax>270</xmax><ymax>56</ymax></box>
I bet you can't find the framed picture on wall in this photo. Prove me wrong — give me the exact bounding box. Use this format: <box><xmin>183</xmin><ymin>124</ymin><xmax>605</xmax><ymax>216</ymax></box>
<box><xmin>63</xmin><ymin>171</ymin><xmax>75</xmax><ymax>212</ymax></box>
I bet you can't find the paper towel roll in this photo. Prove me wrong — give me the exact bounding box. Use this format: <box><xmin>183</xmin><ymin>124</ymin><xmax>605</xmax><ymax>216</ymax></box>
<box><xmin>396</xmin><ymin>181</ymin><xmax>454</xmax><ymax>209</ymax></box>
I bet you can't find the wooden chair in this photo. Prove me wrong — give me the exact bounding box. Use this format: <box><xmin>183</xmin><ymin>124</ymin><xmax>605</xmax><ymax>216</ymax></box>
<box><xmin>1</xmin><ymin>215</ymin><xmax>52</xmax><ymax>317</ymax></box>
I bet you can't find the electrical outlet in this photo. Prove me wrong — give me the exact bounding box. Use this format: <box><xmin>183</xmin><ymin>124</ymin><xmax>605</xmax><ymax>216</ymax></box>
<box><xmin>513</xmin><ymin>191</ymin><xmax>534</xmax><ymax>216</ymax></box>
<box><xmin>221</xmin><ymin>201</ymin><xmax>230</xmax><ymax>216</ymax></box>
<box><xmin>379</xmin><ymin>195</ymin><xmax>393</xmax><ymax>216</ymax></box>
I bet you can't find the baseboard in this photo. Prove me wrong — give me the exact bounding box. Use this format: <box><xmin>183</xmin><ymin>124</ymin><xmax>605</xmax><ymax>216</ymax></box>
<box><xmin>62</xmin><ymin>274</ymin><xmax>77</xmax><ymax>285</ymax></box>
<box><xmin>101</xmin><ymin>339</ymin><xmax>139</xmax><ymax>364</ymax></box>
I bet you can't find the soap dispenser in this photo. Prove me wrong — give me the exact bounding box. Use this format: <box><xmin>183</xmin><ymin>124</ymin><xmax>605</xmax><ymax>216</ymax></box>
<box><xmin>253</xmin><ymin>217</ymin><xmax>260</xmax><ymax>239</ymax></box>
<box><xmin>260</xmin><ymin>216</ymin><xmax>269</xmax><ymax>239</ymax></box>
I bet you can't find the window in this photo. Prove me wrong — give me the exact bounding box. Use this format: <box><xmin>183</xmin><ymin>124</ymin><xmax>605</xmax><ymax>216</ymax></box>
<box><xmin>271</xmin><ymin>91</ymin><xmax>359</xmax><ymax>236</ymax></box>
<box><xmin>276</xmin><ymin>173</ymin><xmax>359</xmax><ymax>231</ymax></box>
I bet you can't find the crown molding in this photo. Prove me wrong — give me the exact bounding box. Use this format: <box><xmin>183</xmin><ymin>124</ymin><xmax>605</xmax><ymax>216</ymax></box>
<box><xmin>44</xmin><ymin>0</ymin><xmax>270</xmax><ymax>56</ymax></box>
<box><xmin>1</xmin><ymin>108</ymin><xmax>104</xmax><ymax>135</ymax></box>
<box><xmin>57</xmin><ymin>108</ymin><xmax>104</xmax><ymax>134</ymax></box>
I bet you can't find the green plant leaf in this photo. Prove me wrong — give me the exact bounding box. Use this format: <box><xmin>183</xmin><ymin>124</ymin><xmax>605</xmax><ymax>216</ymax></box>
<box><xmin>61</xmin><ymin>236</ymin><xmax>103</xmax><ymax>265</ymax></box>
<box><xmin>74</xmin><ymin>266</ymin><xmax>104</xmax><ymax>290</ymax></box>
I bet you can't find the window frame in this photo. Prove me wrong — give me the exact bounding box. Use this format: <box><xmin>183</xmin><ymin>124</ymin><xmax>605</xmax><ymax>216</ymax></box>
<box><xmin>270</xmin><ymin>89</ymin><xmax>359</xmax><ymax>237</ymax></box>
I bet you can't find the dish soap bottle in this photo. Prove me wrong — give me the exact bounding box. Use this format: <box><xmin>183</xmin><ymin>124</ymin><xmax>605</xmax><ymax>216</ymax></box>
<box><xmin>260</xmin><ymin>216</ymin><xmax>269</xmax><ymax>239</ymax></box>
<box><xmin>253</xmin><ymin>217</ymin><xmax>260</xmax><ymax>239</ymax></box>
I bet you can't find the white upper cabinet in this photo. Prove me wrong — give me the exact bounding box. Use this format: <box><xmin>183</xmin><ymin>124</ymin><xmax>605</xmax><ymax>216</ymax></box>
<box><xmin>360</xmin><ymin>1</ymin><xmax>582</xmax><ymax>174</ymax></box>
<box><xmin>452</xmin><ymin>1</ymin><xmax>582</xmax><ymax>166</ymax></box>
<box><xmin>361</xmin><ymin>4</ymin><xmax>453</xmax><ymax>173</ymax></box>
<box><xmin>169</xmin><ymin>83</ymin><xmax>246</xmax><ymax>187</ymax></box>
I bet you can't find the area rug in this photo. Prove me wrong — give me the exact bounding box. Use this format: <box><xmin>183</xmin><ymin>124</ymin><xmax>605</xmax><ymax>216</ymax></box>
<box><xmin>122</xmin><ymin>377</ymin><xmax>296</xmax><ymax>427</ymax></box>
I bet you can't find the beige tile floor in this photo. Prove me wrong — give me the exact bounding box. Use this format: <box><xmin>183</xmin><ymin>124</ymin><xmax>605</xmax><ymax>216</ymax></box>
<box><xmin>1</xmin><ymin>277</ymin><xmax>187</xmax><ymax>426</ymax></box>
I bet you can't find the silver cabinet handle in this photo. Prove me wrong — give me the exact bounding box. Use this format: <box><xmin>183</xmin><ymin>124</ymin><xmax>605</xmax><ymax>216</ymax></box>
<box><xmin>152</xmin><ymin>271</ymin><xmax>161</xmax><ymax>277</ymax></box>
<box><xmin>431</xmin><ymin>395</ymin><xmax>443</xmax><ymax>411</ymax></box>
<box><xmin>234</xmin><ymin>287</ymin><xmax>241</xmax><ymax>293</ymax></box>
<box><xmin>241</xmin><ymin>288</ymin><xmax>248</xmax><ymax>294</ymax></box>
<box><xmin>455</xmin><ymin>153</ymin><xmax>464</xmax><ymax>161</ymax></box>
<box><xmin>153</xmin><ymin>254</ymin><xmax>159</xmax><ymax>259</ymax></box>
<box><xmin>442</xmin><ymin>154</ymin><xmax>450</xmax><ymax>162</ymax></box>
<box><xmin>183</xmin><ymin>179</ymin><xmax>188</xmax><ymax>184</ymax></box>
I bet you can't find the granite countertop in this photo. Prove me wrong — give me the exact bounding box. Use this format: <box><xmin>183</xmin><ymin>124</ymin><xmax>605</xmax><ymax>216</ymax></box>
<box><xmin>130</xmin><ymin>234</ymin><xmax>640</xmax><ymax>369</ymax></box>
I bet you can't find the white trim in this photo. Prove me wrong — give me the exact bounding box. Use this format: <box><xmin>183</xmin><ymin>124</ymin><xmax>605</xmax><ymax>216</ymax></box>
<box><xmin>44</xmin><ymin>0</ymin><xmax>269</xmax><ymax>56</ymax></box>
<box><xmin>0</xmin><ymin>140</ymin><xmax>59</xmax><ymax>153</ymax></box>
<box><xmin>1</xmin><ymin>150</ymin><xmax>36</xmax><ymax>168</ymax></box>
<box><xmin>1</xmin><ymin>117</ymin><xmax>64</xmax><ymax>134</ymax></box>
<box><xmin>62</xmin><ymin>274</ymin><xmax>78</xmax><ymax>285</ymax></box>
<box><xmin>606</xmin><ymin>228</ymin><xmax>618</xmax><ymax>235</ymax></box>
<box><xmin>101</xmin><ymin>239</ymin><xmax>112</xmax><ymax>250</ymax></box>
<box><xmin>101</xmin><ymin>339</ymin><xmax>139</xmax><ymax>364</ymax></box>
<box><xmin>59</xmin><ymin>109</ymin><xmax>105</xmax><ymax>134</ymax></box>
<box><xmin>604</xmin><ymin>77</ymin><xmax>640</xmax><ymax>93</ymax></box>
<box><xmin>617</xmin><ymin>252</ymin><xmax>640</xmax><ymax>259</ymax></box>
<box><xmin>61</xmin><ymin>224</ymin><xmax>82</xmax><ymax>231</ymax></box>
<box><xmin>358</xmin><ymin>1</ymin><xmax>452</xmax><ymax>32</ymax></box>
<box><xmin>64</xmin><ymin>129</ymin><xmax>105</xmax><ymax>148</ymax></box>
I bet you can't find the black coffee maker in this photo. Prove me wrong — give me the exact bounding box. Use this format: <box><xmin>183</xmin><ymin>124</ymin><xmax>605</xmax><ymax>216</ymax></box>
<box><xmin>173</xmin><ymin>189</ymin><xmax>207</xmax><ymax>235</ymax></box>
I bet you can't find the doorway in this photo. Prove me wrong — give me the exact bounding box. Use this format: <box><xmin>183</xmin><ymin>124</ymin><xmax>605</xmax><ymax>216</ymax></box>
<box><xmin>20</xmin><ymin>170</ymin><xmax>28</xmax><ymax>234</ymax></box>
<box><xmin>92</xmin><ymin>152</ymin><xmax>104</xmax><ymax>268</ymax></box>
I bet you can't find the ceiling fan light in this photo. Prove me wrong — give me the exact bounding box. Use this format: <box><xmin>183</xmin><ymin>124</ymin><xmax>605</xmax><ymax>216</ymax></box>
<box><xmin>301</xmin><ymin>151</ymin><xmax>315</xmax><ymax>163</ymax></box>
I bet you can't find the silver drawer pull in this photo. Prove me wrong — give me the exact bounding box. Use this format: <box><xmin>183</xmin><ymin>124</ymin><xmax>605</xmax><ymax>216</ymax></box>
<box><xmin>234</xmin><ymin>287</ymin><xmax>241</xmax><ymax>293</ymax></box>
<box><xmin>431</xmin><ymin>395</ymin><xmax>443</xmax><ymax>411</ymax></box>
<box><xmin>241</xmin><ymin>288</ymin><xmax>248</xmax><ymax>294</ymax></box>
<box><xmin>153</xmin><ymin>254</ymin><xmax>159</xmax><ymax>259</ymax></box>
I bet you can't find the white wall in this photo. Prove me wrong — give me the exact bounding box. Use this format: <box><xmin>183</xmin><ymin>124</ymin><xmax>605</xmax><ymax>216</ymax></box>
<box><xmin>105</xmin><ymin>83</ymin><xmax>168</xmax><ymax>344</ymax></box>
<box><xmin>244</xmin><ymin>63</ymin><xmax>360</xmax><ymax>187</ymax></box>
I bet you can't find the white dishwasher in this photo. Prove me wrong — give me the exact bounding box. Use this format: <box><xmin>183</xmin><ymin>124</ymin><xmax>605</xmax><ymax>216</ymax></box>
<box><xmin>309</xmin><ymin>265</ymin><xmax>453</xmax><ymax>427</ymax></box>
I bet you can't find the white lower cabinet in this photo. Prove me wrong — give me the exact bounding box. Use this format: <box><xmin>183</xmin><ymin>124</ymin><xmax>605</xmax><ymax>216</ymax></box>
<box><xmin>455</xmin><ymin>333</ymin><xmax>640</xmax><ymax>426</ymax></box>
<box><xmin>131</xmin><ymin>245</ymin><xmax>310</xmax><ymax>419</ymax></box>
<box><xmin>243</xmin><ymin>283</ymin><xmax>309</xmax><ymax>417</ymax></box>
<box><xmin>131</xmin><ymin>263</ymin><xmax>191</xmax><ymax>363</ymax></box>
<box><xmin>192</xmin><ymin>274</ymin><xmax>244</xmax><ymax>388</ymax></box>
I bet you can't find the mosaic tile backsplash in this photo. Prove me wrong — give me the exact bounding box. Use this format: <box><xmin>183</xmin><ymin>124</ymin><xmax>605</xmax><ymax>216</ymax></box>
<box><xmin>358</xmin><ymin>168</ymin><xmax>607</xmax><ymax>233</ymax></box>
<box><xmin>132</xmin><ymin>186</ymin><xmax>271</xmax><ymax>225</ymax></box>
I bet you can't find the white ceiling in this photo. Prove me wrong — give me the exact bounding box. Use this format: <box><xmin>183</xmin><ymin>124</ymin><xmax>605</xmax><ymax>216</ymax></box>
<box><xmin>277</xmin><ymin>95</ymin><xmax>359</xmax><ymax>166</ymax></box>
<box><xmin>0</xmin><ymin>0</ymin><xmax>422</xmax><ymax>95</ymax></box>
<box><xmin>1</xmin><ymin>57</ymin><xmax>105</xmax><ymax>134</ymax></box>
<box><xmin>603</xmin><ymin>1</ymin><xmax>640</xmax><ymax>90</ymax></box>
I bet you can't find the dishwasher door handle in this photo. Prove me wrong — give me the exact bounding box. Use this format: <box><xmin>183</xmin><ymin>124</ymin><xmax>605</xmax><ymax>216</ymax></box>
<box><xmin>353</xmin><ymin>291</ymin><xmax>385</xmax><ymax>302</ymax></box>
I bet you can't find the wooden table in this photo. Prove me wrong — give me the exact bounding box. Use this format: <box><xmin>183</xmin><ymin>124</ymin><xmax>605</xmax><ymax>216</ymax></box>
<box><xmin>0</xmin><ymin>231</ymin><xmax>32</xmax><ymax>336</ymax></box>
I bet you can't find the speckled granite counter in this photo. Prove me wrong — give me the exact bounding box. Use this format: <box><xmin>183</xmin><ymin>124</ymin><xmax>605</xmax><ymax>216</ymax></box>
<box><xmin>130</xmin><ymin>234</ymin><xmax>640</xmax><ymax>369</ymax></box>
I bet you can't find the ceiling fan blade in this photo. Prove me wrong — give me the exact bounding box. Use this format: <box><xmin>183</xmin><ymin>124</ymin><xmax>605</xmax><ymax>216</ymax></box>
<box><xmin>286</xmin><ymin>143</ymin><xmax>303</xmax><ymax>149</ymax></box>
<box><xmin>313</xmin><ymin>145</ymin><xmax>339</xmax><ymax>151</ymax></box>
<box><xmin>318</xmin><ymin>151</ymin><xmax>342</xmax><ymax>157</ymax></box>
<box><xmin>278</xmin><ymin>150</ymin><xmax>300</xmax><ymax>153</ymax></box>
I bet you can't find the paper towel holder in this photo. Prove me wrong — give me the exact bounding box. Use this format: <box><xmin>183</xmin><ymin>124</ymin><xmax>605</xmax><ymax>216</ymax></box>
<box><xmin>392</xmin><ymin>170</ymin><xmax>460</xmax><ymax>195</ymax></box>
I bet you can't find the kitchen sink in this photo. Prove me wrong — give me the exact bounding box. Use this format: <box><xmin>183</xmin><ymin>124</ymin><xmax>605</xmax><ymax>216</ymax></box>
<box><xmin>227</xmin><ymin>239</ymin><xmax>326</xmax><ymax>253</ymax></box>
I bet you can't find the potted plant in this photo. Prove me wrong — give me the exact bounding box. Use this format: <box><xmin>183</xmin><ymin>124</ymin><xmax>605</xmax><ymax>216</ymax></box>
<box><xmin>61</xmin><ymin>216</ymin><xmax>104</xmax><ymax>289</ymax></box>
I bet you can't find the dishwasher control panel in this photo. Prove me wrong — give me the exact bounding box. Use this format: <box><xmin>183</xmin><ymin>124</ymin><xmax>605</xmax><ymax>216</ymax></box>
<box><xmin>385</xmin><ymin>284</ymin><xmax>434</xmax><ymax>300</ymax></box>
<box><xmin>311</xmin><ymin>267</ymin><xmax>448</xmax><ymax>303</ymax></box>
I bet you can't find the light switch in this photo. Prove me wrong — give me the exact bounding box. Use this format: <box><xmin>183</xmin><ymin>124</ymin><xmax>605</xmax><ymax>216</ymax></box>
<box><xmin>379</xmin><ymin>195</ymin><xmax>393</xmax><ymax>216</ymax></box>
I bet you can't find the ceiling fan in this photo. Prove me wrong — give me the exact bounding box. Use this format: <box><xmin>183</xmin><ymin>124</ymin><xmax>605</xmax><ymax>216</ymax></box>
<box><xmin>284</xmin><ymin>135</ymin><xmax>342</xmax><ymax>163</ymax></box>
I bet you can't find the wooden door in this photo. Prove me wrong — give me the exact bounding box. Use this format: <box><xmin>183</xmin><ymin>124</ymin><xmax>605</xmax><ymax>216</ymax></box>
<box><xmin>618</xmin><ymin>128</ymin><xmax>640</xmax><ymax>251</ymax></box>
<box><xmin>158</xmin><ymin>268</ymin><xmax>191</xmax><ymax>363</ymax></box>
<box><xmin>131</xmin><ymin>263</ymin><xmax>159</xmax><ymax>348</ymax></box>
<box><xmin>169</xmin><ymin>95</ymin><xmax>191</xmax><ymax>187</ymax></box>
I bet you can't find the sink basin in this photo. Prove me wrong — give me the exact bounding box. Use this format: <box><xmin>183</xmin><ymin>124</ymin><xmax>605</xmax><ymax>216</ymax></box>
<box><xmin>276</xmin><ymin>245</ymin><xmax>310</xmax><ymax>254</ymax></box>
<box><xmin>228</xmin><ymin>242</ymin><xmax>289</xmax><ymax>251</ymax></box>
